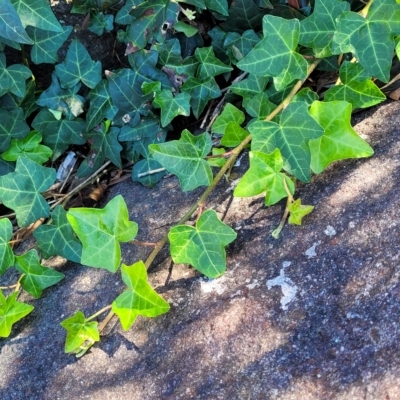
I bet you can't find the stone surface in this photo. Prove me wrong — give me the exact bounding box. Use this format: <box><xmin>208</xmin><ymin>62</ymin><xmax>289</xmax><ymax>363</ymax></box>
<box><xmin>1</xmin><ymin>100</ymin><xmax>400</xmax><ymax>399</ymax></box>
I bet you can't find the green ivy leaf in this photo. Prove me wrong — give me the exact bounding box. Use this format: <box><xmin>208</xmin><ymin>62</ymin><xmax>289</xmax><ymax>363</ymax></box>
<box><xmin>204</xmin><ymin>0</ymin><xmax>228</xmax><ymax>16</ymax></box>
<box><xmin>10</xmin><ymin>0</ymin><xmax>63</xmax><ymax>32</ymax></box>
<box><xmin>60</xmin><ymin>311</ymin><xmax>100</xmax><ymax>355</ymax></box>
<box><xmin>0</xmin><ymin>0</ymin><xmax>33</xmax><ymax>44</ymax></box>
<box><xmin>234</xmin><ymin>149</ymin><xmax>295</xmax><ymax>206</ymax></box>
<box><xmin>292</xmin><ymin>87</ymin><xmax>319</xmax><ymax>106</ymax></box>
<box><xmin>2</xmin><ymin>131</ymin><xmax>52</xmax><ymax>164</ymax></box>
<box><xmin>67</xmin><ymin>195</ymin><xmax>138</xmax><ymax>272</ymax></box>
<box><xmin>0</xmin><ymin>157</ymin><xmax>56</xmax><ymax>227</ymax></box>
<box><xmin>132</xmin><ymin>157</ymin><xmax>167</xmax><ymax>187</ymax></box>
<box><xmin>332</xmin><ymin>1</ymin><xmax>400</xmax><ymax>82</ymax></box>
<box><xmin>288</xmin><ymin>199</ymin><xmax>314</xmax><ymax>225</ymax></box>
<box><xmin>244</xmin><ymin>92</ymin><xmax>276</xmax><ymax>119</ymax></box>
<box><xmin>112</xmin><ymin>261</ymin><xmax>170</xmax><ymax>330</ymax></box>
<box><xmin>299</xmin><ymin>0</ymin><xmax>350</xmax><ymax>57</ymax></box>
<box><xmin>212</xmin><ymin>103</ymin><xmax>245</xmax><ymax>135</ymax></box>
<box><xmin>0</xmin><ymin>53</ymin><xmax>32</xmax><ymax>98</ymax></box>
<box><xmin>220</xmin><ymin>121</ymin><xmax>248</xmax><ymax>147</ymax></box>
<box><xmin>181</xmin><ymin>76</ymin><xmax>221</xmax><ymax>118</ymax></box>
<box><xmin>0</xmin><ymin>218</ymin><xmax>14</xmax><ymax>275</ymax></box>
<box><xmin>33</xmin><ymin>206</ymin><xmax>82</xmax><ymax>263</ymax></box>
<box><xmin>153</xmin><ymin>90</ymin><xmax>191</xmax><ymax>127</ymax></box>
<box><xmin>324</xmin><ymin>62</ymin><xmax>386</xmax><ymax>109</ymax></box>
<box><xmin>27</xmin><ymin>25</ymin><xmax>72</xmax><ymax>64</ymax></box>
<box><xmin>308</xmin><ymin>101</ymin><xmax>374</xmax><ymax>174</ymax></box>
<box><xmin>169</xmin><ymin>209</ymin><xmax>237</xmax><ymax>278</ymax></box>
<box><xmin>14</xmin><ymin>249</ymin><xmax>64</xmax><ymax>298</ymax></box>
<box><xmin>237</xmin><ymin>15</ymin><xmax>308</xmax><ymax>91</ymax></box>
<box><xmin>86</xmin><ymin>80</ymin><xmax>118</xmax><ymax>131</ymax></box>
<box><xmin>149</xmin><ymin>130</ymin><xmax>213</xmax><ymax>191</ymax></box>
<box><xmin>224</xmin><ymin>29</ymin><xmax>260</xmax><ymax>63</ymax></box>
<box><xmin>206</xmin><ymin>147</ymin><xmax>227</xmax><ymax>167</ymax></box>
<box><xmin>55</xmin><ymin>39</ymin><xmax>102</xmax><ymax>89</ymax></box>
<box><xmin>173</xmin><ymin>21</ymin><xmax>198</xmax><ymax>37</ymax></box>
<box><xmin>88</xmin><ymin>13</ymin><xmax>114</xmax><ymax>36</ymax></box>
<box><xmin>250</xmin><ymin>102</ymin><xmax>324</xmax><ymax>182</ymax></box>
<box><xmin>0</xmin><ymin>290</ymin><xmax>34</xmax><ymax>338</ymax></box>
<box><xmin>0</xmin><ymin>107</ymin><xmax>30</xmax><ymax>153</ymax></box>
<box><xmin>32</xmin><ymin>108</ymin><xmax>86</xmax><ymax>160</ymax></box>
<box><xmin>230</xmin><ymin>74</ymin><xmax>269</xmax><ymax>101</ymax></box>
<box><xmin>195</xmin><ymin>47</ymin><xmax>232</xmax><ymax>80</ymax></box>
<box><xmin>36</xmin><ymin>73</ymin><xmax>85</xmax><ymax>120</ymax></box>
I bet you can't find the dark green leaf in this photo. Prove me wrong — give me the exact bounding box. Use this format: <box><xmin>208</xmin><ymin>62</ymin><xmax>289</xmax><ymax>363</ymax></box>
<box><xmin>223</xmin><ymin>29</ymin><xmax>259</xmax><ymax>63</ymax></box>
<box><xmin>0</xmin><ymin>218</ymin><xmax>14</xmax><ymax>275</ymax></box>
<box><xmin>55</xmin><ymin>39</ymin><xmax>102</xmax><ymax>89</ymax></box>
<box><xmin>60</xmin><ymin>311</ymin><xmax>99</xmax><ymax>355</ymax></box>
<box><xmin>0</xmin><ymin>290</ymin><xmax>33</xmax><ymax>338</ymax></box>
<box><xmin>14</xmin><ymin>249</ymin><xmax>64</xmax><ymax>298</ymax></box>
<box><xmin>0</xmin><ymin>53</ymin><xmax>31</xmax><ymax>97</ymax></box>
<box><xmin>204</xmin><ymin>0</ymin><xmax>229</xmax><ymax>16</ymax></box>
<box><xmin>27</xmin><ymin>25</ymin><xmax>72</xmax><ymax>64</ymax></box>
<box><xmin>0</xmin><ymin>107</ymin><xmax>30</xmax><ymax>152</ymax></box>
<box><xmin>32</xmin><ymin>108</ymin><xmax>86</xmax><ymax>160</ymax></box>
<box><xmin>234</xmin><ymin>149</ymin><xmax>294</xmax><ymax>206</ymax></box>
<box><xmin>132</xmin><ymin>157</ymin><xmax>167</xmax><ymax>187</ymax></box>
<box><xmin>153</xmin><ymin>90</ymin><xmax>191</xmax><ymax>127</ymax></box>
<box><xmin>195</xmin><ymin>47</ymin><xmax>232</xmax><ymax>80</ymax></box>
<box><xmin>0</xmin><ymin>157</ymin><xmax>56</xmax><ymax>227</ymax></box>
<box><xmin>308</xmin><ymin>101</ymin><xmax>374</xmax><ymax>174</ymax></box>
<box><xmin>220</xmin><ymin>121</ymin><xmax>249</xmax><ymax>147</ymax></box>
<box><xmin>88</xmin><ymin>13</ymin><xmax>114</xmax><ymax>36</ymax></box>
<box><xmin>0</xmin><ymin>0</ymin><xmax>33</xmax><ymax>44</ymax></box>
<box><xmin>230</xmin><ymin>74</ymin><xmax>269</xmax><ymax>100</ymax></box>
<box><xmin>324</xmin><ymin>62</ymin><xmax>386</xmax><ymax>109</ymax></box>
<box><xmin>67</xmin><ymin>195</ymin><xmax>138</xmax><ymax>272</ymax></box>
<box><xmin>249</xmin><ymin>101</ymin><xmax>324</xmax><ymax>182</ymax></box>
<box><xmin>237</xmin><ymin>15</ymin><xmax>308</xmax><ymax>91</ymax></box>
<box><xmin>292</xmin><ymin>88</ymin><xmax>319</xmax><ymax>106</ymax></box>
<box><xmin>244</xmin><ymin>92</ymin><xmax>276</xmax><ymax>119</ymax></box>
<box><xmin>149</xmin><ymin>130</ymin><xmax>213</xmax><ymax>191</ymax></box>
<box><xmin>169</xmin><ymin>209</ymin><xmax>237</xmax><ymax>278</ymax></box>
<box><xmin>112</xmin><ymin>261</ymin><xmax>170</xmax><ymax>330</ymax></box>
<box><xmin>34</xmin><ymin>206</ymin><xmax>82</xmax><ymax>263</ymax></box>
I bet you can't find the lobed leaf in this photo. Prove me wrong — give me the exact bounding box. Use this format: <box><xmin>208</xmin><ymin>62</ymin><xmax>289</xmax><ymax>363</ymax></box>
<box><xmin>0</xmin><ymin>218</ymin><xmax>14</xmax><ymax>275</ymax></box>
<box><xmin>288</xmin><ymin>199</ymin><xmax>314</xmax><ymax>225</ymax></box>
<box><xmin>0</xmin><ymin>0</ymin><xmax>33</xmax><ymax>44</ymax></box>
<box><xmin>0</xmin><ymin>53</ymin><xmax>32</xmax><ymax>98</ymax></box>
<box><xmin>0</xmin><ymin>107</ymin><xmax>30</xmax><ymax>153</ymax></box>
<box><xmin>212</xmin><ymin>103</ymin><xmax>245</xmax><ymax>135</ymax></box>
<box><xmin>153</xmin><ymin>90</ymin><xmax>191</xmax><ymax>127</ymax></box>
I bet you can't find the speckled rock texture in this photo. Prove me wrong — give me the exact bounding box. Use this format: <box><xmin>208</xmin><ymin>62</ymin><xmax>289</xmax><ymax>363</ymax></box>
<box><xmin>1</xmin><ymin>96</ymin><xmax>400</xmax><ymax>399</ymax></box>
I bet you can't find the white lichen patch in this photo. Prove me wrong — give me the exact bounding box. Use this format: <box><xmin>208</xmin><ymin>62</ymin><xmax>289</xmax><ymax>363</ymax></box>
<box><xmin>266</xmin><ymin>262</ymin><xmax>297</xmax><ymax>310</ymax></box>
<box><xmin>324</xmin><ymin>225</ymin><xmax>337</xmax><ymax>236</ymax></box>
<box><xmin>200</xmin><ymin>276</ymin><xmax>227</xmax><ymax>295</ymax></box>
<box><xmin>305</xmin><ymin>241</ymin><xmax>321</xmax><ymax>258</ymax></box>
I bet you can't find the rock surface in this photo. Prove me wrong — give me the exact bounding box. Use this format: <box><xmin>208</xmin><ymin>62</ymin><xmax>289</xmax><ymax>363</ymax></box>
<box><xmin>1</xmin><ymin>100</ymin><xmax>400</xmax><ymax>399</ymax></box>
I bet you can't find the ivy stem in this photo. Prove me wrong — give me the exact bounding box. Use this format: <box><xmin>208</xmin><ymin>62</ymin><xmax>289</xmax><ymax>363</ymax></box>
<box><xmin>271</xmin><ymin>178</ymin><xmax>295</xmax><ymax>239</ymax></box>
<box><xmin>85</xmin><ymin>305</ymin><xmax>112</xmax><ymax>322</ymax></box>
<box><xmin>130</xmin><ymin>239</ymin><xmax>160</xmax><ymax>247</ymax></box>
<box><xmin>0</xmin><ymin>284</ymin><xmax>17</xmax><ymax>290</ymax></box>
<box><xmin>96</xmin><ymin>58</ymin><xmax>321</xmax><ymax>336</ymax></box>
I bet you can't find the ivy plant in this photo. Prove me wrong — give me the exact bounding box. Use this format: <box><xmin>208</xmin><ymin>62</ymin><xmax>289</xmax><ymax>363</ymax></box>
<box><xmin>0</xmin><ymin>0</ymin><xmax>398</xmax><ymax>356</ymax></box>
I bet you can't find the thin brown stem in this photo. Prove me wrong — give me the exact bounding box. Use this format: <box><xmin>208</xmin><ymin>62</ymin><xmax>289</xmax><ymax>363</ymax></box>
<box><xmin>85</xmin><ymin>305</ymin><xmax>112</xmax><ymax>322</ymax></box>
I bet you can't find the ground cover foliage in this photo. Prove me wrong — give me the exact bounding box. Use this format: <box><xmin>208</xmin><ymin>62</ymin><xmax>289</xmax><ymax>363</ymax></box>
<box><xmin>0</xmin><ymin>0</ymin><xmax>399</xmax><ymax>356</ymax></box>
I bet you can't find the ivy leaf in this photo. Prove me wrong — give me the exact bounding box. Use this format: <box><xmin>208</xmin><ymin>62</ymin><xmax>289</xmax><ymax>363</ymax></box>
<box><xmin>249</xmin><ymin>101</ymin><xmax>324</xmax><ymax>182</ymax></box>
<box><xmin>308</xmin><ymin>101</ymin><xmax>374</xmax><ymax>174</ymax></box>
<box><xmin>332</xmin><ymin>2</ymin><xmax>400</xmax><ymax>82</ymax></box>
<box><xmin>222</xmin><ymin>0</ymin><xmax>271</xmax><ymax>34</ymax></box>
<box><xmin>230</xmin><ymin>74</ymin><xmax>269</xmax><ymax>101</ymax></box>
<box><xmin>14</xmin><ymin>249</ymin><xmax>64</xmax><ymax>298</ymax></box>
<box><xmin>223</xmin><ymin>29</ymin><xmax>260</xmax><ymax>63</ymax></box>
<box><xmin>149</xmin><ymin>130</ymin><xmax>213</xmax><ymax>191</ymax></box>
<box><xmin>132</xmin><ymin>157</ymin><xmax>167</xmax><ymax>187</ymax></box>
<box><xmin>36</xmin><ymin>73</ymin><xmax>85</xmax><ymax>120</ymax></box>
<box><xmin>0</xmin><ymin>290</ymin><xmax>34</xmax><ymax>338</ymax></box>
<box><xmin>0</xmin><ymin>157</ymin><xmax>56</xmax><ymax>227</ymax></box>
<box><xmin>67</xmin><ymin>195</ymin><xmax>138</xmax><ymax>272</ymax></box>
<box><xmin>0</xmin><ymin>0</ymin><xmax>33</xmax><ymax>44</ymax></box>
<box><xmin>26</xmin><ymin>25</ymin><xmax>73</xmax><ymax>64</ymax></box>
<box><xmin>112</xmin><ymin>261</ymin><xmax>170</xmax><ymax>330</ymax></box>
<box><xmin>324</xmin><ymin>62</ymin><xmax>386</xmax><ymax>109</ymax></box>
<box><xmin>237</xmin><ymin>15</ymin><xmax>308</xmax><ymax>91</ymax></box>
<box><xmin>207</xmin><ymin>147</ymin><xmax>227</xmax><ymax>167</ymax></box>
<box><xmin>60</xmin><ymin>311</ymin><xmax>100</xmax><ymax>355</ymax></box>
<box><xmin>244</xmin><ymin>92</ymin><xmax>276</xmax><ymax>119</ymax></box>
<box><xmin>168</xmin><ymin>209</ymin><xmax>237</xmax><ymax>278</ymax></box>
<box><xmin>84</xmin><ymin>124</ymin><xmax>123</xmax><ymax>168</ymax></box>
<box><xmin>127</xmin><ymin>0</ymin><xmax>179</xmax><ymax>51</ymax></box>
<box><xmin>299</xmin><ymin>0</ymin><xmax>350</xmax><ymax>57</ymax></box>
<box><xmin>0</xmin><ymin>53</ymin><xmax>32</xmax><ymax>97</ymax></box>
<box><xmin>212</xmin><ymin>103</ymin><xmax>245</xmax><ymax>135</ymax></box>
<box><xmin>0</xmin><ymin>107</ymin><xmax>30</xmax><ymax>152</ymax></box>
<box><xmin>32</xmin><ymin>108</ymin><xmax>86</xmax><ymax>160</ymax></box>
<box><xmin>181</xmin><ymin>76</ymin><xmax>221</xmax><ymax>118</ymax></box>
<box><xmin>195</xmin><ymin>47</ymin><xmax>233</xmax><ymax>80</ymax></box>
<box><xmin>204</xmin><ymin>0</ymin><xmax>228</xmax><ymax>16</ymax></box>
<box><xmin>0</xmin><ymin>218</ymin><xmax>14</xmax><ymax>275</ymax></box>
<box><xmin>292</xmin><ymin>87</ymin><xmax>319</xmax><ymax>106</ymax></box>
<box><xmin>153</xmin><ymin>90</ymin><xmax>191</xmax><ymax>127</ymax></box>
<box><xmin>86</xmin><ymin>80</ymin><xmax>118</xmax><ymax>131</ymax></box>
<box><xmin>55</xmin><ymin>39</ymin><xmax>102</xmax><ymax>89</ymax></box>
<box><xmin>2</xmin><ymin>131</ymin><xmax>52</xmax><ymax>165</ymax></box>
<box><xmin>10</xmin><ymin>0</ymin><xmax>63</xmax><ymax>32</ymax></box>
<box><xmin>88</xmin><ymin>13</ymin><xmax>114</xmax><ymax>36</ymax></box>
<box><xmin>220</xmin><ymin>121</ymin><xmax>248</xmax><ymax>147</ymax></box>
<box><xmin>172</xmin><ymin>21</ymin><xmax>198</xmax><ymax>37</ymax></box>
<box><xmin>33</xmin><ymin>206</ymin><xmax>82</xmax><ymax>263</ymax></box>
<box><xmin>234</xmin><ymin>150</ymin><xmax>295</xmax><ymax>206</ymax></box>
<box><xmin>288</xmin><ymin>199</ymin><xmax>314</xmax><ymax>225</ymax></box>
